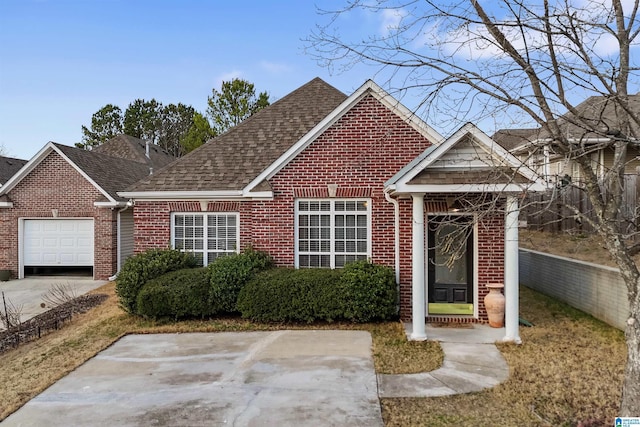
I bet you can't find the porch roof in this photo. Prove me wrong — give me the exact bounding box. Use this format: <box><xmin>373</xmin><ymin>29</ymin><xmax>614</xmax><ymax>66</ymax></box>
<box><xmin>385</xmin><ymin>123</ymin><xmax>547</xmax><ymax>195</ymax></box>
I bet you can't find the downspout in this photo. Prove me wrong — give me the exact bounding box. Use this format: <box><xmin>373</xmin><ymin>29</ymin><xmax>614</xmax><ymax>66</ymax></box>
<box><xmin>108</xmin><ymin>200</ymin><xmax>133</xmax><ymax>281</ymax></box>
<box><xmin>384</xmin><ymin>189</ymin><xmax>401</xmax><ymax>290</ymax></box>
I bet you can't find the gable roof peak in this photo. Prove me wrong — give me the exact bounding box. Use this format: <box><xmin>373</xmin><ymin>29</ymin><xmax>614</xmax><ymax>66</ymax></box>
<box><xmin>0</xmin><ymin>140</ymin><xmax>160</xmax><ymax>204</ymax></box>
<box><xmin>92</xmin><ymin>134</ymin><xmax>176</xmax><ymax>169</ymax></box>
<box><xmin>385</xmin><ymin>123</ymin><xmax>546</xmax><ymax>192</ymax></box>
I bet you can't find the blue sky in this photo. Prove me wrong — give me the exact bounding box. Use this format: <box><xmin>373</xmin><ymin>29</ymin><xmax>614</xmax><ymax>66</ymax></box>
<box><xmin>0</xmin><ymin>0</ymin><xmax>388</xmax><ymax>159</ymax></box>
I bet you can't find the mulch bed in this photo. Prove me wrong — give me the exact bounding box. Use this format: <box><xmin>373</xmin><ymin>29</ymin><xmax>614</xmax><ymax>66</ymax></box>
<box><xmin>0</xmin><ymin>294</ymin><xmax>108</xmax><ymax>354</ymax></box>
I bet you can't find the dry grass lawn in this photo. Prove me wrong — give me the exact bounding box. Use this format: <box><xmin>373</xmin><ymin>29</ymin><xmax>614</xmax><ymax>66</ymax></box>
<box><xmin>0</xmin><ymin>278</ymin><xmax>626</xmax><ymax>426</ymax></box>
<box><xmin>382</xmin><ymin>287</ymin><xmax>626</xmax><ymax>426</ymax></box>
<box><xmin>520</xmin><ymin>229</ymin><xmax>640</xmax><ymax>267</ymax></box>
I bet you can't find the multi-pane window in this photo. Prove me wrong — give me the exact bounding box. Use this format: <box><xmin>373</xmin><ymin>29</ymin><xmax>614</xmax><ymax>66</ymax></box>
<box><xmin>172</xmin><ymin>213</ymin><xmax>238</xmax><ymax>265</ymax></box>
<box><xmin>296</xmin><ymin>199</ymin><xmax>370</xmax><ymax>268</ymax></box>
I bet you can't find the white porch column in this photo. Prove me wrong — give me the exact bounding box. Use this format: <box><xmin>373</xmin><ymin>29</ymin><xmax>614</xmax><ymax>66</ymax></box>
<box><xmin>411</xmin><ymin>193</ymin><xmax>427</xmax><ymax>341</ymax></box>
<box><xmin>503</xmin><ymin>195</ymin><xmax>521</xmax><ymax>343</ymax></box>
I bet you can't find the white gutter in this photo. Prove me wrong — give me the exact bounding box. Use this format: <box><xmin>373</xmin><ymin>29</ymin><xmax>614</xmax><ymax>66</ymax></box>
<box><xmin>94</xmin><ymin>201</ymin><xmax>128</xmax><ymax>208</ymax></box>
<box><xmin>384</xmin><ymin>189</ymin><xmax>401</xmax><ymax>288</ymax></box>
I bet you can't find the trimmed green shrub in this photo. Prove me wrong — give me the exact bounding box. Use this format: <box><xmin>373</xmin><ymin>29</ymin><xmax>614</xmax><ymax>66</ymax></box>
<box><xmin>237</xmin><ymin>268</ymin><xmax>343</xmax><ymax>323</ymax></box>
<box><xmin>115</xmin><ymin>248</ymin><xmax>198</xmax><ymax>314</ymax></box>
<box><xmin>208</xmin><ymin>248</ymin><xmax>273</xmax><ymax>314</ymax></box>
<box><xmin>339</xmin><ymin>260</ymin><xmax>397</xmax><ymax>322</ymax></box>
<box><xmin>136</xmin><ymin>267</ymin><xmax>211</xmax><ymax>319</ymax></box>
<box><xmin>135</xmin><ymin>280</ymin><xmax>172</xmax><ymax>319</ymax></box>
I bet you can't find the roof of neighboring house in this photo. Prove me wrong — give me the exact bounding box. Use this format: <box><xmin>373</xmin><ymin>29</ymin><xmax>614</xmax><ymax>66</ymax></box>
<box><xmin>126</xmin><ymin>77</ymin><xmax>348</xmax><ymax>193</ymax></box>
<box><xmin>492</xmin><ymin>128</ymin><xmax>540</xmax><ymax>151</ymax></box>
<box><xmin>537</xmin><ymin>94</ymin><xmax>640</xmax><ymax>141</ymax></box>
<box><xmin>53</xmin><ymin>143</ymin><xmax>158</xmax><ymax>202</ymax></box>
<box><xmin>0</xmin><ymin>156</ymin><xmax>27</xmax><ymax>185</ymax></box>
<box><xmin>92</xmin><ymin>134</ymin><xmax>176</xmax><ymax>170</ymax></box>
<box><xmin>0</xmin><ymin>137</ymin><xmax>164</xmax><ymax>204</ymax></box>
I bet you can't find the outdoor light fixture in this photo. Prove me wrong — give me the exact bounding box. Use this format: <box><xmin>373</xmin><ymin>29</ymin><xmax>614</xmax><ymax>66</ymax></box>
<box><xmin>446</xmin><ymin>197</ymin><xmax>463</xmax><ymax>212</ymax></box>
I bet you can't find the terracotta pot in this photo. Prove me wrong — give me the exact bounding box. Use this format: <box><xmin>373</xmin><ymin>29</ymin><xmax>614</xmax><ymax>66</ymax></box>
<box><xmin>484</xmin><ymin>283</ymin><xmax>505</xmax><ymax>328</ymax></box>
<box><xmin>0</xmin><ymin>270</ymin><xmax>11</xmax><ymax>281</ymax></box>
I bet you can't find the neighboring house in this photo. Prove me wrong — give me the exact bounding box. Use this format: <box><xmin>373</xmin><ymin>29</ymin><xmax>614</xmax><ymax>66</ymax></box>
<box><xmin>120</xmin><ymin>77</ymin><xmax>545</xmax><ymax>340</ymax></box>
<box><xmin>496</xmin><ymin>95</ymin><xmax>640</xmax><ymax>183</ymax></box>
<box><xmin>0</xmin><ymin>136</ymin><xmax>175</xmax><ymax>280</ymax></box>
<box><xmin>0</xmin><ymin>156</ymin><xmax>28</xmax><ymax>187</ymax></box>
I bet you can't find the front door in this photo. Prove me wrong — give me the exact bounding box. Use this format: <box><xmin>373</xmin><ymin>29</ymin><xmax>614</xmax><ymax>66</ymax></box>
<box><xmin>427</xmin><ymin>215</ymin><xmax>474</xmax><ymax>314</ymax></box>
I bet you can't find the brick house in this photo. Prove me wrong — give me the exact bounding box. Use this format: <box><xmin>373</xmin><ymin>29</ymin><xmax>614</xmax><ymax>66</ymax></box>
<box><xmin>0</xmin><ymin>135</ymin><xmax>175</xmax><ymax>280</ymax></box>
<box><xmin>120</xmin><ymin>78</ymin><xmax>545</xmax><ymax>341</ymax></box>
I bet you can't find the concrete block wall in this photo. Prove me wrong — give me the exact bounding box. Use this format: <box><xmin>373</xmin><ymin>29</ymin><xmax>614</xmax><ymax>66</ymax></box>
<box><xmin>520</xmin><ymin>248</ymin><xmax>628</xmax><ymax>330</ymax></box>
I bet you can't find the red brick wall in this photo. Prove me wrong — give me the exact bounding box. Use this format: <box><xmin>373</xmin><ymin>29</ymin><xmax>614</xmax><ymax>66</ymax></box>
<box><xmin>133</xmin><ymin>201</ymin><xmax>171</xmax><ymax>253</ymax></box>
<box><xmin>0</xmin><ymin>151</ymin><xmax>117</xmax><ymax>280</ymax></box>
<box><xmin>132</xmin><ymin>93</ymin><xmax>433</xmax><ymax>277</ymax></box>
<box><xmin>130</xmin><ymin>93</ymin><xmax>507</xmax><ymax>322</ymax></box>
<box><xmin>252</xmin><ymin>94</ymin><xmax>433</xmax><ymax>268</ymax></box>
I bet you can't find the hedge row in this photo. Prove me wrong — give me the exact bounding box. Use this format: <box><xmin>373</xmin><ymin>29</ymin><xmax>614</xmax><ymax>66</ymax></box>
<box><xmin>237</xmin><ymin>268</ymin><xmax>344</xmax><ymax>323</ymax></box>
<box><xmin>237</xmin><ymin>260</ymin><xmax>398</xmax><ymax>323</ymax></box>
<box><xmin>117</xmin><ymin>248</ymin><xmax>273</xmax><ymax>319</ymax></box>
<box><xmin>115</xmin><ymin>249</ymin><xmax>198</xmax><ymax>314</ymax></box>
<box><xmin>118</xmin><ymin>249</ymin><xmax>397</xmax><ymax>323</ymax></box>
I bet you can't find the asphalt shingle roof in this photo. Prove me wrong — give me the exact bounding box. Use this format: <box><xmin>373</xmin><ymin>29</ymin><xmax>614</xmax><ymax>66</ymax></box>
<box><xmin>127</xmin><ymin>78</ymin><xmax>348</xmax><ymax>192</ymax></box>
<box><xmin>537</xmin><ymin>94</ymin><xmax>640</xmax><ymax>141</ymax></box>
<box><xmin>0</xmin><ymin>156</ymin><xmax>27</xmax><ymax>185</ymax></box>
<box><xmin>92</xmin><ymin>134</ymin><xmax>176</xmax><ymax>170</ymax></box>
<box><xmin>496</xmin><ymin>95</ymin><xmax>640</xmax><ymax>151</ymax></box>
<box><xmin>54</xmin><ymin>143</ymin><xmax>154</xmax><ymax>202</ymax></box>
<box><xmin>492</xmin><ymin>128</ymin><xmax>539</xmax><ymax>151</ymax></box>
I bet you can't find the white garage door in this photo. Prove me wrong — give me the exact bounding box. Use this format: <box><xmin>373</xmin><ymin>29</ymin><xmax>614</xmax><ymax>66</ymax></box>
<box><xmin>23</xmin><ymin>219</ymin><xmax>94</xmax><ymax>266</ymax></box>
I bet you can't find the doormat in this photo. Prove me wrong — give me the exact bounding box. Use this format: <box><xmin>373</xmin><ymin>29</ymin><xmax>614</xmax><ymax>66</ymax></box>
<box><xmin>429</xmin><ymin>322</ymin><xmax>474</xmax><ymax>328</ymax></box>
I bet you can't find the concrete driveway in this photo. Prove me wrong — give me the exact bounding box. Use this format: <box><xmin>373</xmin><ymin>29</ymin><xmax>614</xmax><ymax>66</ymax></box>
<box><xmin>2</xmin><ymin>330</ymin><xmax>383</xmax><ymax>427</ymax></box>
<box><xmin>0</xmin><ymin>277</ymin><xmax>106</xmax><ymax>330</ymax></box>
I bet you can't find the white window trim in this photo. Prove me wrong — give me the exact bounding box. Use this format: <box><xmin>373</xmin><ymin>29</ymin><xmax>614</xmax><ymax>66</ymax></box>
<box><xmin>170</xmin><ymin>212</ymin><xmax>240</xmax><ymax>265</ymax></box>
<box><xmin>294</xmin><ymin>198</ymin><xmax>372</xmax><ymax>269</ymax></box>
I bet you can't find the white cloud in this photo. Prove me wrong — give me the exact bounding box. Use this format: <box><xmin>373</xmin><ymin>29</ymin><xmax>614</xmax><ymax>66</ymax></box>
<box><xmin>259</xmin><ymin>61</ymin><xmax>293</xmax><ymax>74</ymax></box>
<box><xmin>380</xmin><ymin>8</ymin><xmax>407</xmax><ymax>36</ymax></box>
<box><xmin>214</xmin><ymin>70</ymin><xmax>243</xmax><ymax>88</ymax></box>
<box><xmin>438</xmin><ymin>6</ymin><xmax>625</xmax><ymax>61</ymax></box>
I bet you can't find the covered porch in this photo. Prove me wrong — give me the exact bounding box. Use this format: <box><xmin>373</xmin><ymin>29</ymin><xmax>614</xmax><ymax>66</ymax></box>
<box><xmin>384</xmin><ymin>124</ymin><xmax>547</xmax><ymax>343</ymax></box>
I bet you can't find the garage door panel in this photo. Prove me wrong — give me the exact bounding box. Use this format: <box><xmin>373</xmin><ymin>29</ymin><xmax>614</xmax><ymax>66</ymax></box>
<box><xmin>77</xmin><ymin>238</ymin><xmax>92</xmax><ymax>248</ymax></box>
<box><xmin>59</xmin><ymin>253</ymin><xmax>75</xmax><ymax>264</ymax></box>
<box><xmin>24</xmin><ymin>253</ymin><xmax>41</xmax><ymax>265</ymax></box>
<box><xmin>77</xmin><ymin>253</ymin><xmax>93</xmax><ymax>264</ymax></box>
<box><xmin>43</xmin><ymin>222</ymin><xmax>59</xmax><ymax>232</ymax></box>
<box><xmin>77</xmin><ymin>221</ymin><xmax>93</xmax><ymax>232</ymax></box>
<box><xmin>23</xmin><ymin>219</ymin><xmax>94</xmax><ymax>267</ymax></box>
<box><xmin>60</xmin><ymin>238</ymin><xmax>75</xmax><ymax>247</ymax></box>
<box><xmin>42</xmin><ymin>253</ymin><xmax>58</xmax><ymax>264</ymax></box>
<box><xmin>43</xmin><ymin>238</ymin><xmax>58</xmax><ymax>248</ymax></box>
<box><xmin>59</xmin><ymin>222</ymin><xmax>76</xmax><ymax>232</ymax></box>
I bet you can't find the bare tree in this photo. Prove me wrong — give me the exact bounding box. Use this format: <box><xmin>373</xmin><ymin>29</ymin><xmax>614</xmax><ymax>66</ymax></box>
<box><xmin>1</xmin><ymin>292</ymin><xmax>23</xmax><ymax>330</ymax></box>
<box><xmin>309</xmin><ymin>0</ymin><xmax>640</xmax><ymax>415</ymax></box>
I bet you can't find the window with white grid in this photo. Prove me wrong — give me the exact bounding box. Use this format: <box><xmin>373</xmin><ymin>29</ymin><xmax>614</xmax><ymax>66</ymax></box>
<box><xmin>172</xmin><ymin>213</ymin><xmax>239</xmax><ymax>266</ymax></box>
<box><xmin>296</xmin><ymin>199</ymin><xmax>371</xmax><ymax>268</ymax></box>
